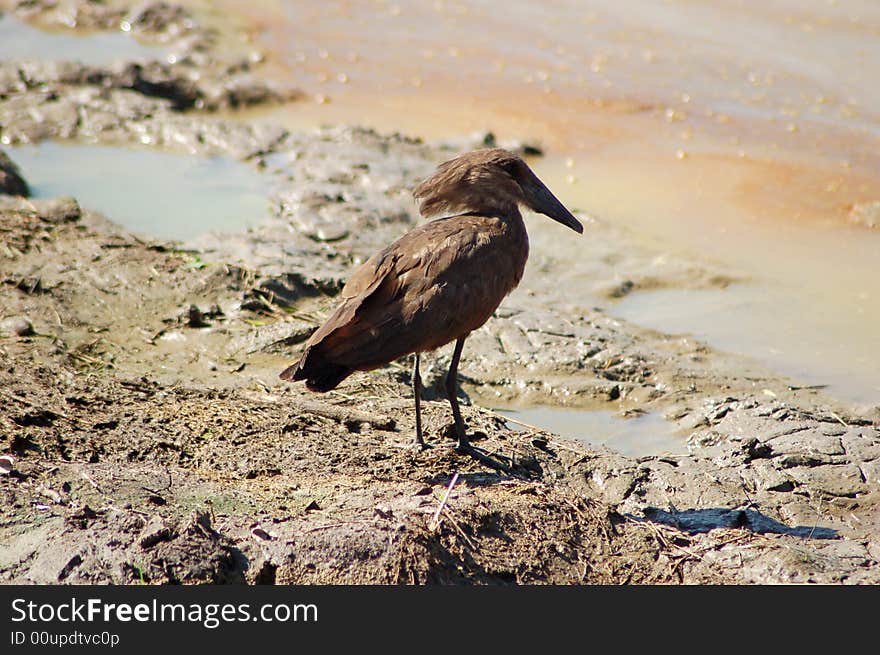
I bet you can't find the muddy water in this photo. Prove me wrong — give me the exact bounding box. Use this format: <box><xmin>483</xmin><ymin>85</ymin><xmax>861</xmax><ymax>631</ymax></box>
<box><xmin>500</xmin><ymin>407</ymin><xmax>686</xmax><ymax>457</ymax></box>
<box><xmin>0</xmin><ymin>13</ymin><xmax>166</xmax><ymax>64</ymax></box>
<box><xmin>530</xmin><ymin>153</ymin><xmax>880</xmax><ymax>405</ymax></box>
<box><xmin>9</xmin><ymin>142</ymin><xmax>271</xmax><ymax>241</ymax></box>
<box><xmin>225</xmin><ymin>0</ymin><xmax>880</xmax><ymax>405</ymax></box>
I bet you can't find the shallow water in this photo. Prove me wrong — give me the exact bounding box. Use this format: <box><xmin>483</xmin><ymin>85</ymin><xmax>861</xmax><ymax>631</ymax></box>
<box><xmin>254</xmin><ymin>0</ymin><xmax>880</xmax><ymax>166</ymax></box>
<box><xmin>612</xmin><ymin>285</ymin><xmax>880</xmax><ymax>405</ymax></box>
<box><xmin>9</xmin><ymin>142</ymin><xmax>270</xmax><ymax>241</ymax></box>
<box><xmin>499</xmin><ymin>407</ymin><xmax>685</xmax><ymax>458</ymax></box>
<box><xmin>0</xmin><ymin>13</ymin><xmax>166</xmax><ymax>65</ymax></box>
<box><xmin>530</xmin><ymin>152</ymin><xmax>880</xmax><ymax>405</ymax></box>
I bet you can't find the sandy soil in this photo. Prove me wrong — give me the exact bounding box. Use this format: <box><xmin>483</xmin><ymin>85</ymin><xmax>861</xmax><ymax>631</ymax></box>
<box><xmin>1</xmin><ymin>0</ymin><xmax>878</xmax><ymax>584</ymax></box>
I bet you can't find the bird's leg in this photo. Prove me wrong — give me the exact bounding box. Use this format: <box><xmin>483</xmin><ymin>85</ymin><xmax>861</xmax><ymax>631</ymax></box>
<box><xmin>445</xmin><ymin>336</ymin><xmax>520</xmax><ymax>476</ymax></box>
<box><xmin>446</xmin><ymin>336</ymin><xmax>469</xmax><ymax>451</ymax></box>
<box><xmin>412</xmin><ymin>353</ymin><xmax>427</xmax><ymax>449</ymax></box>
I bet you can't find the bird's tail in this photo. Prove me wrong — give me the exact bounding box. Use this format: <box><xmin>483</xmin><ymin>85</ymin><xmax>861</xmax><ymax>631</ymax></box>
<box><xmin>279</xmin><ymin>353</ymin><xmax>352</xmax><ymax>392</ymax></box>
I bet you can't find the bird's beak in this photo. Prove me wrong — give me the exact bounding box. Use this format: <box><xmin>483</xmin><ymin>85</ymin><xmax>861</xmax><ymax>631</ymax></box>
<box><xmin>524</xmin><ymin>179</ymin><xmax>584</xmax><ymax>234</ymax></box>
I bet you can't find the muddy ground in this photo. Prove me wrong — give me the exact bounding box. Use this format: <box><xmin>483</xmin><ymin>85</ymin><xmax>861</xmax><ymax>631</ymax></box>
<box><xmin>1</xmin><ymin>0</ymin><xmax>879</xmax><ymax>584</ymax></box>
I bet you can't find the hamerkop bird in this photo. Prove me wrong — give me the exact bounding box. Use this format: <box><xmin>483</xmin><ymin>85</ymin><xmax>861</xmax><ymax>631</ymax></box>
<box><xmin>280</xmin><ymin>148</ymin><xmax>582</xmax><ymax>455</ymax></box>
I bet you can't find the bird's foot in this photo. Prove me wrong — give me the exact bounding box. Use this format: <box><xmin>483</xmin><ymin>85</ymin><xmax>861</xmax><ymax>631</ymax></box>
<box><xmin>455</xmin><ymin>440</ymin><xmax>522</xmax><ymax>477</ymax></box>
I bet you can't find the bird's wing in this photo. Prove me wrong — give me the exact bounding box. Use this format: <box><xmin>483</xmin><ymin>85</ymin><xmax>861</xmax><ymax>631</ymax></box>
<box><xmin>300</xmin><ymin>249</ymin><xmax>397</xmax><ymax>351</ymax></box>
<box><xmin>339</xmin><ymin>249</ymin><xmax>390</xmax><ymax>299</ymax></box>
<box><xmin>303</xmin><ymin>214</ymin><xmax>523</xmax><ymax>371</ymax></box>
<box><xmin>278</xmin><ymin>250</ymin><xmax>398</xmax><ymax>384</ymax></box>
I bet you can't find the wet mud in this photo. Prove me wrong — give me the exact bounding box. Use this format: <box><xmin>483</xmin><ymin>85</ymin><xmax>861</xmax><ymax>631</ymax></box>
<box><xmin>1</xmin><ymin>0</ymin><xmax>878</xmax><ymax>584</ymax></box>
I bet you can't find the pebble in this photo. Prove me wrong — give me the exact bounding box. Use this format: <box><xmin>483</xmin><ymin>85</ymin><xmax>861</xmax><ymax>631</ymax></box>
<box><xmin>0</xmin><ymin>316</ymin><xmax>34</xmax><ymax>337</ymax></box>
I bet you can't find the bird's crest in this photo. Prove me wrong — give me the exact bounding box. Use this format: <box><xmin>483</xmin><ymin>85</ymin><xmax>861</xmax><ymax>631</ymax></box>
<box><xmin>413</xmin><ymin>148</ymin><xmax>528</xmax><ymax>218</ymax></box>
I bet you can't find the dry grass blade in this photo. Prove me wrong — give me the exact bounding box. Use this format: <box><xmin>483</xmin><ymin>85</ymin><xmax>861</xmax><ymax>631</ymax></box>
<box><xmin>441</xmin><ymin>506</ymin><xmax>478</xmax><ymax>550</ymax></box>
<box><xmin>429</xmin><ymin>472</ymin><xmax>459</xmax><ymax>531</ymax></box>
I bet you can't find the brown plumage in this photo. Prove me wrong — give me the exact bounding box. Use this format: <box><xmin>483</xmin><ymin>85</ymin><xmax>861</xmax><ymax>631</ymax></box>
<box><xmin>280</xmin><ymin>148</ymin><xmax>583</xmax><ymax>453</ymax></box>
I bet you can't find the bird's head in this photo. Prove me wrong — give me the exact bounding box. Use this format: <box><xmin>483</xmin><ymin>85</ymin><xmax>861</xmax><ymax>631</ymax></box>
<box><xmin>413</xmin><ymin>148</ymin><xmax>583</xmax><ymax>233</ymax></box>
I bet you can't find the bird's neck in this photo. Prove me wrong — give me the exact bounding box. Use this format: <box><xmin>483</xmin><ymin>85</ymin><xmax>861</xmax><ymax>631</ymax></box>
<box><xmin>456</xmin><ymin>205</ymin><xmax>524</xmax><ymax>224</ymax></box>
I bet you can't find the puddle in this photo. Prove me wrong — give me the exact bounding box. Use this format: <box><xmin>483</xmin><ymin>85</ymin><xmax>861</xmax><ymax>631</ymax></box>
<box><xmin>498</xmin><ymin>407</ymin><xmax>685</xmax><ymax>458</ymax></box>
<box><xmin>610</xmin><ymin>284</ymin><xmax>880</xmax><ymax>406</ymax></box>
<box><xmin>0</xmin><ymin>13</ymin><xmax>166</xmax><ymax>65</ymax></box>
<box><xmin>8</xmin><ymin>142</ymin><xmax>271</xmax><ymax>241</ymax></box>
<box><xmin>530</xmin><ymin>151</ymin><xmax>880</xmax><ymax>406</ymax></box>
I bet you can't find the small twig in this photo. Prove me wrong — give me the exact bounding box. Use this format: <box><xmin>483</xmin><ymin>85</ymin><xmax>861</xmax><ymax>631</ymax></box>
<box><xmin>828</xmin><ymin>411</ymin><xmax>849</xmax><ymax>428</ymax></box>
<box><xmin>442</xmin><ymin>506</ymin><xmax>478</xmax><ymax>550</ymax></box>
<box><xmin>711</xmin><ymin>533</ymin><xmax>754</xmax><ymax>549</ymax></box>
<box><xmin>326</xmin><ymin>390</ymin><xmax>360</xmax><ymax>402</ymax></box>
<box><xmin>430</xmin><ymin>472</ymin><xmax>459</xmax><ymax>531</ymax></box>
<box><xmin>0</xmin><ymin>389</ymin><xmax>75</xmax><ymax>422</ymax></box>
<box><xmin>265</xmin><ymin>395</ymin><xmax>395</xmax><ymax>430</ymax></box>
<box><xmin>295</xmin><ymin>399</ymin><xmax>396</xmax><ymax>431</ymax></box>
<box><xmin>490</xmin><ymin>412</ymin><xmax>549</xmax><ymax>434</ymax></box>
<box><xmin>80</xmin><ymin>470</ymin><xmax>102</xmax><ymax>493</ymax></box>
<box><xmin>739</xmin><ymin>480</ymin><xmax>758</xmax><ymax>512</ymax></box>
<box><xmin>300</xmin><ymin>519</ymin><xmax>372</xmax><ymax>534</ymax></box>
<box><xmin>301</xmin><ymin>523</ymin><xmax>348</xmax><ymax>534</ymax></box>
<box><xmin>809</xmin><ymin>495</ymin><xmax>824</xmax><ymax>539</ymax></box>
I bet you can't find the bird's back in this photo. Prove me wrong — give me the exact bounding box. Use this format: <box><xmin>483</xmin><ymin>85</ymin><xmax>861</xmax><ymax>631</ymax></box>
<box><xmin>281</xmin><ymin>212</ymin><xmax>529</xmax><ymax>390</ymax></box>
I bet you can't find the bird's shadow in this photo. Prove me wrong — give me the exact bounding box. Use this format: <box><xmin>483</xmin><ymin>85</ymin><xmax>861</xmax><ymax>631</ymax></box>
<box><xmin>635</xmin><ymin>506</ymin><xmax>838</xmax><ymax>539</ymax></box>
